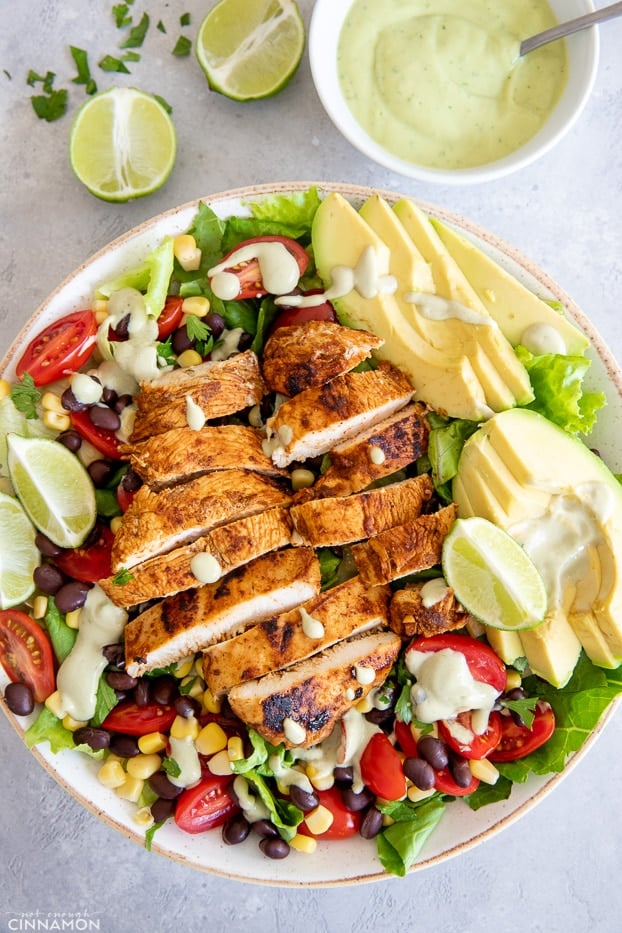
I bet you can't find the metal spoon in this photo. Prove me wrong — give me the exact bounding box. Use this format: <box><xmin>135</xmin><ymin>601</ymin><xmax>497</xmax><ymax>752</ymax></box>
<box><xmin>520</xmin><ymin>1</ymin><xmax>622</xmax><ymax>55</ymax></box>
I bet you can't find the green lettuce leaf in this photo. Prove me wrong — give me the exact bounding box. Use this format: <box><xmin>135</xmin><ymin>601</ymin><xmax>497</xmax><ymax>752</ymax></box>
<box><xmin>24</xmin><ymin>707</ymin><xmax>76</xmax><ymax>753</ymax></box>
<box><xmin>43</xmin><ymin>599</ymin><xmax>77</xmax><ymax>664</ymax></box>
<box><xmin>239</xmin><ymin>771</ymin><xmax>303</xmax><ymax>842</ymax></box>
<box><xmin>427</xmin><ymin>414</ymin><xmax>480</xmax><ymax>502</ymax></box>
<box><xmin>376</xmin><ymin>797</ymin><xmax>445</xmax><ymax>876</ymax></box>
<box><xmin>96</xmin><ymin>237</ymin><xmax>174</xmax><ymax>318</ymax></box>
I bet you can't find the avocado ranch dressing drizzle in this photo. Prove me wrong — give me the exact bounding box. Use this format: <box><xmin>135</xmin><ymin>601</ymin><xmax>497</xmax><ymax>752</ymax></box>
<box><xmin>337</xmin><ymin>0</ymin><xmax>568</xmax><ymax>170</ymax></box>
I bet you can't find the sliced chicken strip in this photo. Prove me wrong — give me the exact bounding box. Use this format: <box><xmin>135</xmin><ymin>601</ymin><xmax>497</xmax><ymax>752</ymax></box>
<box><xmin>389</xmin><ymin>580</ymin><xmax>470</xmax><ymax>638</ymax></box>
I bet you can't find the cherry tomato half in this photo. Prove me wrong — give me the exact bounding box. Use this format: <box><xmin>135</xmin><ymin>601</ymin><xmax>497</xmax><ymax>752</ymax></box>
<box><xmin>156</xmin><ymin>296</ymin><xmax>184</xmax><ymax>340</ymax></box>
<box><xmin>270</xmin><ymin>290</ymin><xmax>337</xmax><ymax>332</ymax></box>
<box><xmin>0</xmin><ymin>609</ymin><xmax>56</xmax><ymax>703</ymax></box>
<box><xmin>394</xmin><ymin>719</ymin><xmax>419</xmax><ymax>758</ymax></box>
<box><xmin>433</xmin><ymin>765</ymin><xmax>480</xmax><ymax>797</ymax></box>
<box><xmin>174</xmin><ymin>774</ymin><xmax>239</xmax><ymax>834</ymax></box>
<box><xmin>489</xmin><ymin>702</ymin><xmax>556</xmax><ymax>762</ymax></box>
<box><xmin>116</xmin><ymin>483</ymin><xmax>136</xmax><ymax>513</ymax></box>
<box><xmin>102</xmin><ymin>701</ymin><xmax>177</xmax><ymax>736</ymax></box>
<box><xmin>359</xmin><ymin>731</ymin><xmax>407</xmax><ymax>801</ymax></box>
<box><xmin>299</xmin><ymin>786</ymin><xmax>361</xmax><ymax>840</ymax></box>
<box><xmin>16</xmin><ymin>310</ymin><xmax>97</xmax><ymax>387</ymax></box>
<box><xmin>438</xmin><ymin>711</ymin><xmax>503</xmax><ymax>761</ymax></box>
<box><xmin>70</xmin><ymin>409</ymin><xmax>121</xmax><ymax>460</ymax></box>
<box><xmin>53</xmin><ymin>524</ymin><xmax>114</xmax><ymax>583</ymax></box>
<box><xmin>408</xmin><ymin>633</ymin><xmax>507</xmax><ymax>695</ymax></box>
<box><xmin>210</xmin><ymin>236</ymin><xmax>309</xmax><ymax>300</ymax></box>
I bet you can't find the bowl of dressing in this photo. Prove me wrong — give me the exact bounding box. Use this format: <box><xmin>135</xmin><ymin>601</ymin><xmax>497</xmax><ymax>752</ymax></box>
<box><xmin>309</xmin><ymin>0</ymin><xmax>600</xmax><ymax>184</ymax></box>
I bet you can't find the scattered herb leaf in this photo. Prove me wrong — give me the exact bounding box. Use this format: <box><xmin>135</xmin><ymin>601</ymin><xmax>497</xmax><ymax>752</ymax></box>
<box><xmin>112</xmin><ymin>567</ymin><xmax>134</xmax><ymax>586</ymax></box>
<box><xmin>172</xmin><ymin>36</ymin><xmax>192</xmax><ymax>57</ymax></box>
<box><xmin>70</xmin><ymin>46</ymin><xmax>97</xmax><ymax>95</ymax></box>
<box><xmin>157</xmin><ymin>20</ymin><xmax>166</xmax><ymax>33</ymax></box>
<box><xmin>92</xmin><ymin>676</ymin><xmax>119</xmax><ymax>727</ymax></box>
<box><xmin>156</xmin><ymin>337</ymin><xmax>176</xmax><ymax>365</ymax></box>
<box><xmin>112</xmin><ymin>3</ymin><xmax>132</xmax><ymax>28</ymax></box>
<box><xmin>98</xmin><ymin>55</ymin><xmax>131</xmax><ymax>74</ymax></box>
<box><xmin>185</xmin><ymin>315</ymin><xmax>209</xmax><ymax>342</ymax></box>
<box><xmin>145</xmin><ymin>820</ymin><xmax>165</xmax><ymax>851</ymax></box>
<box><xmin>153</xmin><ymin>93</ymin><xmax>172</xmax><ymax>114</ymax></box>
<box><xmin>500</xmin><ymin>696</ymin><xmax>538</xmax><ymax>729</ymax></box>
<box><xmin>180</xmin><ymin>13</ymin><xmax>191</xmax><ymax>27</ymax></box>
<box><xmin>120</xmin><ymin>11</ymin><xmax>149</xmax><ymax>49</ymax></box>
<box><xmin>162</xmin><ymin>756</ymin><xmax>182</xmax><ymax>778</ymax></box>
<box><xmin>10</xmin><ymin>374</ymin><xmax>41</xmax><ymax>419</ymax></box>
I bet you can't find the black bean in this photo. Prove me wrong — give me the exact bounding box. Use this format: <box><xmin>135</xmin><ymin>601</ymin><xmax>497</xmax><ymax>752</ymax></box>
<box><xmin>259</xmin><ymin>837</ymin><xmax>290</xmax><ymax>860</ymax></box>
<box><xmin>112</xmin><ymin>314</ymin><xmax>130</xmax><ymax>340</ymax></box>
<box><xmin>33</xmin><ymin>563</ymin><xmax>65</xmax><ymax>595</ymax></box>
<box><xmin>149</xmin><ymin>771</ymin><xmax>183</xmax><ymax>800</ymax></box>
<box><xmin>341</xmin><ymin>787</ymin><xmax>375</xmax><ymax>812</ymax></box>
<box><xmin>365</xmin><ymin>707</ymin><xmax>394</xmax><ymax>727</ymax></box>
<box><xmin>54</xmin><ymin>581</ymin><xmax>91</xmax><ymax>613</ymax></box>
<box><xmin>102</xmin><ymin>643</ymin><xmax>125</xmax><ymax>668</ymax></box>
<box><xmin>403</xmin><ymin>757</ymin><xmax>435</xmax><ymax>791</ymax></box>
<box><xmin>252</xmin><ymin>819</ymin><xmax>280</xmax><ymax>840</ymax></box>
<box><xmin>449</xmin><ymin>755</ymin><xmax>473</xmax><ymax>788</ymax></box>
<box><xmin>121</xmin><ymin>469</ymin><xmax>142</xmax><ymax>493</ymax></box>
<box><xmin>4</xmin><ymin>681</ymin><xmax>34</xmax><ymax>716</ymax></box>
<box><xmin>35</xmin><ymin>532</ymin><xmax>62</xmax><ymax>558</ymax></box>
<box><xmin>110</xmin><ymin>734</ymin><xmax>140</xmax><ymax>757</ymax></box>
<box><xmin>151</xmin><ymin>676</ymin><xmax>178</xmax><ymax>706</ymax></box>
<box><xmin>174</xmin><ymin>694</ymin><xmax>201</xmax><ymax>719</ymax></box>
<box><xmin>222</xmin><ymin>813</ymin><xmax>251</xmax><ymax>846</ymax></box>
<box><xmin>102</xmin><ymin>387</ymin><xmax>118</xmax><ymax>407</ymax></box>
<box><xmin>237</xmin><ymin>332</ymin><xmax>253</xmax><ymax>352</ymax></box>
<box><xmin>504</xmin><ymin>687</ymin><xmax>527</xmax><ymax>701</ymax></box>
<box><xmin>57</xmin><ymin>429</ymin><xmax>83</xmax><ymax>452</ymax></box>
<box><xmin>172</xmin><ymin>325</ymin><xmax>195</xmax><ymax>355</ymax></box>
<box><xmin>151</xmin><ymin>797</ymin><xmax>177</xmax><ymax>823</ymax></box>
<box><xmin>417</xmin><ymin>735</ymin><xmax>449</xmax><ymax>771</ymax></box>
<box><xmin>289</xmin><ymin>785</ymin><xmax>320</xmax><ymax>813</ymax></box>
<box><xmin>114</xmin><ymin>393</ymin><xmax>134</xmax><ymax>414</ymax></box>
<box><xmin>359</xmin><ymin>807</ymin><xmax>384</xmax><ymax>840</ymax></box>
<box><xmin>73</xmin><ymin>726</ymin><xmax>110</xmax><ymax>750</ymax></box>
<box><xmin>88</xmin><ymin>404</ymin><xmax>121</xmax><ymax>432</ymax></box>
<box><xmin>333</xmin><ymin>766</ymin><xmax>354</xmax><ymax>787</ymax></box>
<box><xmin>105</xmin><ymin>670</ymin><xmax>138</xmax><ymax>692</ymax></box>
<box><xmin>134</xmin><ymin>679</ymin><xmax>151</xmax><ymax>707</ymax></box>
<box><xmin>205</xmin><ymin>312</ymin><xmax>225</xmax><ymax>339</ymax></box>
<box><xmin>88</xmin><ymin>459</ymin><xmax>115</xmax><ymax>487</ymax></box>
<box><xmin>61</xmin><ymin>386</ymin><xmax>88</xmax><ymax>412</ymax></box>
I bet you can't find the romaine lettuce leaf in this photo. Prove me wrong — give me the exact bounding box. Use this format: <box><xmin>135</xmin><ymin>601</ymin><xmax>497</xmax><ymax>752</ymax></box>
<box><xmin>376</xmin><ymin>797</ymin><xmax>445</xmax><ymax>876</ymax></box>
<box><xmin>96</xmin><ymin>237</ymin><xmax>174</xmax><ymax>319</ymax></box>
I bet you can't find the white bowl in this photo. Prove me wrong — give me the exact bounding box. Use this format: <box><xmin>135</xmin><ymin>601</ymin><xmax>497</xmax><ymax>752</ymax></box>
<box><xmin>309</xmin><ymin>0</ymin><xmax>599</xmax><ymax>184</ymax></box>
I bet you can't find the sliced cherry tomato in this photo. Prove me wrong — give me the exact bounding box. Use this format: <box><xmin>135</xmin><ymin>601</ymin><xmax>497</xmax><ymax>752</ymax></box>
<box><xmin>270</xmin><ymin>290</ymin><xmax>337</xmax><ymax>332</ymax></box>
<box><xmin>116</xmin><ymin>483</ymin><xmax>136</xmax><ymax>513</ymax></box>
<box><xmin>157</xmin><ymin>296</ymin><xmax>184</xmax><ymax>340</ymax></box>
<box><xmin>299</xmin><ymin>786</ymin><xmax>361</xmax><ymax>840</ymax></box>
<box><xmin>359</xmin><ymin>731</ymin><xmax>407</xmax><ymax>801</ymax></box>
<box><xmin>408</xmin><ymin>633</ymin><xmax>507</xmax><ymax>695</ymax></box>
<box><xmin>0</xmin><ymin>609</ymin><xmax>56</xmax><ymax>703</ymax></box>
<box><xmin>433</xmin><ymin>765</ymin><xmax>480</xmax><ymax>797</ymax></box>
<box><xmin>16</xmin><ymin>310</ymin><xmax>97</xmax><ymax>387</ymax></box>
<box><xmin>489</xmin><ymin>702</ymin><xmax>555</xmax><ymax>762</ymax></box>
<box><xmin>102</xmin><ymin>701</ymin><xmax>177</xmax><ymax>736</ymax></box>
<box><xmin>174</xmin><ymin>774</ymin><xmax>239</xmax><ymax>834</ymax></box>
<box><xmin>438</xmin><ymin>710</ymin><xmax>503</xmax><ymax>760</ymax></box>
<box><xmin>53</xmin><ymin>524</ymin><xmax>114</xmax><ymax>583</ymax></box>
<box><xmin>394</xmin><ymin>718</ymin><xmax>419</xmax><ymax>758</ymax></box>
<box><xmin>211</xmin><ymin>236</ymin><xmax>309</xmax><ymax>300</ymax></box>
<box><xmin>70</xmin><ymin>409</ymin><xmax>120</xmax><ymax>460</ymax></box>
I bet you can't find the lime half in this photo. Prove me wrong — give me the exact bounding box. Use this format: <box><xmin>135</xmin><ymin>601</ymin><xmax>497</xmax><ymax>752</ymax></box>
<box><xmin>7</xmin><ymin>434</ymin><xmax>96</xmax><ymax>548</ymax></box>
<box><xmin>69</xmin><ymin>87</ymin><xmax>177</xmax><ymax>202</ymax></box>
<box><xmin>442</xmin><ymin>516</ymin><xmax>547</xmax><ymax>631</ymax></box>
<box><xmin>196</xmin><ymin>0</ymin><xmax>305</xmax><ymax>101</ymax></box>
<box><xmin>0</xmin><ymin>491</ymin><xmax>40</xmax><ymax>609</ymax></box>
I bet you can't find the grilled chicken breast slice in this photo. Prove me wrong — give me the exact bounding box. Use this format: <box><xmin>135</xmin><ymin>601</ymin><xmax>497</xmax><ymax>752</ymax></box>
<box><xmin>227</xmin><ymin>630</ymin><xmax>401</xmax><ymax>748</ymax></box>
<box><xmin>124</xmin><ymin>547</ymin><xmax>321</xmax><ymax>677</ymax></box>
<box><xmin>289</xmin><ymin>473</ymin><xmax>434</xmax><ymax>547</ymax></box>
<box><xmin>300</xmin><ymin>402</ymin><xmax>430</xmax><ymax>501</ymax></box>
<box><xmin>130</xmin><ymin>350</ymin><xmax>265</xmax><ymax>442</ymax></box>
<box><xmin>203</xmin><ymin>576</ymin><xmax>391</xmax><ymax>695</ymax></box>
<box><xmin>352</xmin><ymin>504</ymin><xmax>458</xmax><ymax>586</ymax></box>
<box><xmin>265</xmin><ymin>364</ymin><xmax>414</xmax><ymax>467</ymax></box>
<box><xmin>389</xmin><ymin>580</ymin><xmax>470</xmax><ymax>638</ymax></box>
<box><xmin>261</xmin><ymin>320</ymin><xmax>383</xmax><ymax>396</ymax></box>
<box><xmin>111</xmin><ymin>469</ymin><xmax>291</xmax><ymax>571</ymax></box>
<box><xmin>120</xmin><ymin>424</ymin><xmax>287</xmax><ymax>488</ymax></box>
<box><xmin>101</xmin><ymin>507</ymin><xmax>293</xmax><ymax>607</ymax></box>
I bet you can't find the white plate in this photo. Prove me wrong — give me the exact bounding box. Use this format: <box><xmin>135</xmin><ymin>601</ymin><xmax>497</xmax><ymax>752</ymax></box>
<box><xmin>1</xmin><ymin>182</ymin><xmax>621</xmax><ymax>887</ymax></box>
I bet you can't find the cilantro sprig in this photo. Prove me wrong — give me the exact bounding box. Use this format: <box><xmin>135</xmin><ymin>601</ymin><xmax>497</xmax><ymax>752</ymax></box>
<box><xmin>10</xmin><ymin>374</ymin><xmax>41</xmax><ymax>419</ymax></box>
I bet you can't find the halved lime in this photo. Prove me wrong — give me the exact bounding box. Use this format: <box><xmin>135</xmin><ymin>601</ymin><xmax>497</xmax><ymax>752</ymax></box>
<box><xmin>0</xmin><ymin>491</ymin><xmax>40</xmax><ymax>609</ymax></box>
<box><xmin>69</xmin><ymin>87</ymin><xmax>177</xmax><ymax>202</ymax></box>
<box><xmin>196</xmin><ymin>0</ymin><xmax>305</xmax><ymax>101</ymax></box>
<box><xmin>7</xmin><ymin>434</ymin><xmax>96</xmax><ymax>548</ymax></box>
<box><xmin>442</xmin><ymin>516</ymin><xmax>547</xmax><ymax>631</ymax></box>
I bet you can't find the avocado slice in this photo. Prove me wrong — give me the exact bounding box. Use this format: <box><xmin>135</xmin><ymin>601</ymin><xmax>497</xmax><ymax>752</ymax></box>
<box><xmin>454</xmin><ymin>408</ymin><xmax>622</xmax><ymax>683</ymax></box>
<box><xmin>430</xmin><ymin>218</ymin><xmax>590</xmax><ymax>356</ymax></box>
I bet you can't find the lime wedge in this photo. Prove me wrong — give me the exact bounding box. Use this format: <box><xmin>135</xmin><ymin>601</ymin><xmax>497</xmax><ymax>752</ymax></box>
<box><xmin>69</xmin><ymin>87</ymin><xmax>177</xmax><ymax>202</ymax></box>
<box><xmin>196</xmin><ymin>0</ymin><xmax>305</xmax><ymax>101</ymax></box>
<box><xmin>442</xmin><ymin>516</ymin><xmax>547</xmax><ymax>631</ymax></box>
<box><xmin>0</xmin><ymin>491</ymin><xmax>40</xmax><ymax>609</ymax></box>
<box><xmin>7</xmin><ymin>434</ymin><xmax>96</xmax><ymax>548</ymax></box>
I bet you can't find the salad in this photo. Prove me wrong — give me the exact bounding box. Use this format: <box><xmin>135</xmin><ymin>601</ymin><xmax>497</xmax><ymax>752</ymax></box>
<box><xmin>1</xmin><ymin>185</ymin><xmax>622</xmax><ymax>881</ymax></box>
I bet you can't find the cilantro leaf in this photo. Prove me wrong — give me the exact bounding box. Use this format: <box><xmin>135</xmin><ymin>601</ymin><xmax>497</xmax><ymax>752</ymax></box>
<box><xmin>98</xmin><ymin>55</ymin><xmax>131</xmax><ymax>74</ymax></box>
<box><xmin>185</xmin><ymin>315</ymin><xmax>209</xmax><ymax>342</ymax></box>
<box><xmin>162</xmin><ymin>756</ymin><xmax>182</xmax><ymax>777</ymax></box>
<box><xmin>145</xmin><ymin>821</ymin><xmax>165</xmax><ymax>850</ymax></box>
<box><xmin>156</xmin><ymin>337</ymin><xmax>176</xmax><ymax>365</ymax></box>
<box><xmin>92</xmin><ymin>676</ymin><xmax>118</xmax><ymax>727</ymax></box>
<box><xmin>157</xmin><ymin>20</ymin><xmax>166</xmax><ymax>33</ymax></box>
<box><xmin>70</xmin><ymin>46</ymin><xmax>97</xmax><ymax>95</ymax></box>
<box><xmin>500</xmin><ymin>696</ymin><xmax>537</xmax><ymax>729</ymax></box>
<box><xmin>11</xmin><ymin>374</ymin><xmax>41</xmax><ymax>419</ymax></box>
<box><xmin>153</xmin><ymin>93</ymin><xmax>172</xmax><ymax>114</ymax></box>
<box><xmin>112</xmin><ymin>3</ymin><xmax>132</xmax><ymax>28</ymax></box>
<box><xmin>172</xmin><ymin>36</ymin><xmax>192</xmax><ymax>57</ymax></box>
<box><xmin>112</xmin><ymin>568</ymin><xmax>134</xmax><ymax>586</ymax></box>
<box><xmin>120</xmin><ymin>12</ymin><xmax>150</xmax><ymax>49</ymax></box>
<box><xmin>180</xmin><ymin>13</ymin><xmax>191</xmax><ymax>27</ymax></box>
<box><xmin>30</xmin><ymin>87</ymin><xmax>68</xmax><ymax>122</ymax></box>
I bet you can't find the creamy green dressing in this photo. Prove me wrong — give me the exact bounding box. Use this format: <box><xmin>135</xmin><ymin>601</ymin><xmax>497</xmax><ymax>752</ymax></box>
<box><xmin>338</xmin><ymin>0</ymin><xmax>568</xmax><ymax>169</ymax></box>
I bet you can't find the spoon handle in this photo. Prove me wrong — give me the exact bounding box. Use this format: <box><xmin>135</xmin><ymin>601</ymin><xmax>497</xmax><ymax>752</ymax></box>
<box><xmin>520</xmin><ymin>0</ymin><xmax>622</xmax><ymax>55</ymax></box>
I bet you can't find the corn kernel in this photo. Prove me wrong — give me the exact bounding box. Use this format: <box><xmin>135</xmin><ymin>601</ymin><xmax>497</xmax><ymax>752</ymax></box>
<box><xmin>355</xmin><ymin>694</ymin><xmax>374</xmax><ymax>714</ymax></box>
<box><xmin>115</xmin><ymin>774</ymin><xmax>144</xmax><ymax>802</ymax></box>
<box><xmin>97</xmin><ymin>759</ymin><xmax>126</xmax><ymax>789</ymax></box>
<box><xmin>505</xmin><ymin>669</ymin><xmax>522</xmax><ymax>691</ymax></box>
<box><xmin>289</xmin><ymin>833</ymin><xmax>317</xmax><ymax>854</ymax></box>
<box><xmin>196</xmin><ymin>722</ymin><xmax>228</xmax><ymax>756</ymax></box>
<box><xmin>182</xmin><ymin>296</ymin><xmax>210</xmax><ymax>318</ymax></box>
<box><xmin>208</xmin><ymin>749</ymin><xmax>233</xmax><ymax>776</ymax></box>
<box><xmin>291</xmin><ymin>468</ymin><xmax>315</xmax><ymax>492</ymax></box>
<box><xmin>92</xmin><ymin>298</ymin><xmax>109</xmax><ymax>316</ymax></box>
<box><xmin>41</xmin><ymin>391</ymin><xmax>65</xmax><ymax>414</ymax></box>
<box><xmin>407</xmin><ymin>785</ymin><xmax>436</xmax><ymax>803</ymax></box>
<box><xmin>304</xmin><ymin>804</ymin><xmax>334</xmax><ymax>836</ymax></box>
<box><xmin>62</xmin><ymin>714</ymin><xmax>88</xmax><ymax>732</ymax></box>
<box><xmin>132</xmin><ymin>806</ymin><xmax>155</xmax><ymax>830</ymax></box>
<box><xmin>202</xmin><ymin>686</ymin><xmax>222</xmax><ymax>714</ymax></box>
<box><xmin>193</xmin><ymin>656</ymin><xmax>206</xmax><ymax>678</ymax></box>
<box><xmin>170</xmin><ymin>714</ymin><xmax>200</xmax><ymax>741</ymax></box>
<box><xmin>227</xmin><ymin>736</ymin><xmax>244</xmax><ymax>762</ymax></box>
<box><xmin>174</xmin><ymin>655</ymin><xmax>195</xmax><ymax>678</ymax></box>
<box><xmin>466</xmin><ymin>617</ymin><xmax>486</xmax><ymax>638</ymax></box>
<box><xmin>45</xmin><ymin>690</ymin><xmax>64</xmax><ymax>718</ymax></box>
<box><xmin>42</xmin><ymin>410</ymin><xmax>71</xmax><ymax>432</ymax></box>
<box><xmin>469</xmin><ymin>757</ymin><xmax>500</xmax><ymax>785</ymax></box>
<box><xmin>138</xmin><ymin>732</ymin><xmax>168</xmax><ymax>754</ymax></box>
<box><xmin>174</xmin><ymin>234</ymin><xmax>202</xmax><ymax>272</ymax></box>
<box><xmin>247</xmin><ymin>404</ymin><xmax>263</xmax><ymax>428</ymax></box>
<box><xmin>306</xmin><ymin>769</ymin><xmax>334</xmax><ymax>792</ymax></box>
<box><xmin>177</xmin><ymin>348</ymin><xmax>203</xmax><ymax>368</ymax></box>
<box><xmin>126</xmin><ymin>753</ymin><xmax>162</xmax><ymax>780</ymax></box>
<box><xmin>0</xmin><ymin>379</ymin><xmax>11</xmax><ymax>400</ymax></box>
<box><xmin>65</xmin><ymin>609</ymin><xmax>81</xmax><ymax>630</ymax></box>
<box><xmin>110</xmin><ymin>516</ymin><xmax>124</xmax><ymax>534</ymax></box>
<box><xmin>32</xmin><ymin>595</ymin><xmax>48</xmax><ymax>620</ymax></box>
<box><xmin>180</xmin><ymin>675</ymin><xmax>204</xmax><ymax>699</ymax></box>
